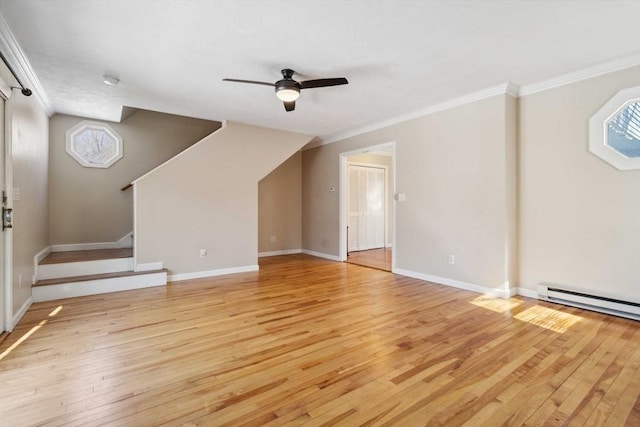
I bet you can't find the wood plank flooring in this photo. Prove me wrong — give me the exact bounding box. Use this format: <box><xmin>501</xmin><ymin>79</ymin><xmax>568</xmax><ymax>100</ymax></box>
<box><xmin>1</xmin><ymin>254</ymin><xmax>638</xmax><ymax>426</ymax></box>
<box><xmin>347</xmin><ymin>247</ymin><xmax>392</xmax><ymax>271</ymax></box>
<box><xmin>40</xmin><ymin>248</ymin><xmax>133</xmax><ymax>264</ymax></box>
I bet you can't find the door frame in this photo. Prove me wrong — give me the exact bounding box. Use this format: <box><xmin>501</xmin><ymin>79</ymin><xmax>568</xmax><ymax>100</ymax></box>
<box><xmin>346</xmin><ymin>162</ymin><xmax>388</xmax><ymax>253</ymax></box>
<box><xmin>0</xmin><ymin>90</ymin><xmax>8</xmax><ymax>332</ymax></box>
<box><xmin>339</xmin><ymin>141</ymin><xmax>396</xmax><ymax>269</ymax></box>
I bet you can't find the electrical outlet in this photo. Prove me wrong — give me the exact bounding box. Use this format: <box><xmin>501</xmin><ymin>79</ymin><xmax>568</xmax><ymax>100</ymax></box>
<box><xmin>448</xmin><ymin>254</ymin><xmax>455</xmax><ymax>265</ymax></box>
<box><xmin>199</xmin><ymin>249</ymin><xmax>207</xmax><ymax>257</ymax></box>
<box><xmin>270</xmin><ymin>236</ymin><xmax>277</xmax><ymax>243</ymax></box>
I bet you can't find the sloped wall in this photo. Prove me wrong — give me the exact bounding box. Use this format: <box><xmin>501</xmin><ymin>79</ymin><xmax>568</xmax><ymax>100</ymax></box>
<box><xmin>134</xmin><ymin>121</ymin><xmax>313</xmax><ymax>277</ymax></box>
<box><xmin>49</xmin><ymin>111</ymin><xmax>221</xmax><ymax>245</ymax></box>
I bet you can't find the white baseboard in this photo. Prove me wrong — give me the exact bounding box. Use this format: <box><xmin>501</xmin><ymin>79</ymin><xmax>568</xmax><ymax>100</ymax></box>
<box><xmin>52</xmin><ymin>231</ymin><xmax>134</xmax><ymax>252</ymax></box>
<box><xmin>116</xmin><ymin>231</ymin><xmax>134</xmax><ymax>248</ymax></box>
<box><xmin>385</xmin><ymin>243</ymin><xmax>393</xmax><ymax>248</ymax></box>
<box><xmin>392</xmin><ymin>268</ymin><xmax>515</xmax><ymax>299</ymax></box>
<box><xmin>258</xmin><ymin>249</ymin><xmax>302</xmax><ymax>257</ymax></box>
<box><xmin>32</xmin><ymin>271</ymin><xmax>167</xmax><ymax>302</ymax></box>
<box><xmin>33</xmin><ymin>246</ymin><xmax>52</xmax><ymax>284</ymax></box>
<box><xmin>11</xmin><ymin>296</ymin><xmax>33</xmax><ymax>331</ymax></box>
<box><xmin>517</xmin><ymin>287</ymin><xmax>538</xmax><ymax>299</ymax></box>
<box><xmin>301</xmin><ymin>249</ymin><xmax>342</xmax><ymax>262</ymax></box>
<box><xmin>168</xmin><ymin>265</ymin><xmax>259</xmax><ymax>282</ymax></box>
<box><xmin>135</xmin><ymin>262</ymin><xmax>164</xmax><ymax>272</ymax></box>
<box><xmin>38</xmin><ymin>258</ymin><xmax>134</xmax><ymax>281</ymax></box>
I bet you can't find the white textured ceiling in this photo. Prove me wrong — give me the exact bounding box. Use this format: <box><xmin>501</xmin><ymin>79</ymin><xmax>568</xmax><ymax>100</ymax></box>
<box><xmin>1</xmin><ymin>1</ymin><xmax>639</xmax><ymax>140</ymax></box>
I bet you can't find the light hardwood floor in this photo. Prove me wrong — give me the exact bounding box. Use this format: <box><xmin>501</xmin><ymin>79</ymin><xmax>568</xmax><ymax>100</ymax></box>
<box><xmin>347</xmin><ymin>247</ymin><xmax>392</xmax><ymax>271</ymax></box>
<box><xmin>1</xmin><ymin>254</ymin><xmax>638</xmax><ymax>426</ymax></box>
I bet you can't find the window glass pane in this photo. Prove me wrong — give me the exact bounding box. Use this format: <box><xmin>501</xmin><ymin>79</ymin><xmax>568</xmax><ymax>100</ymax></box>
<box><xmin>606</xmin><ymin>102</ymin><xmax>640</xmax><ymax>158</ymax></box>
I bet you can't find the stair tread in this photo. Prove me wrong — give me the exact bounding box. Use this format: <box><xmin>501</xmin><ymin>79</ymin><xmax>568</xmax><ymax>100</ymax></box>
<box><xmin>34</xmin><ymin>269</ymin><xmax>167</xmax><ymax>287</ymax></box>
<box><xmin>41</xmin><ymin>248</ymin><xmax>133</xmax><ymax>265</ymax></box>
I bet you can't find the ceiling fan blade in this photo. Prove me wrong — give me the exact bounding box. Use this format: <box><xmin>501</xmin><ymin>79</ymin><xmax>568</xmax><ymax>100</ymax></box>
<box><xmin>222</xmin><ymin>78</ymin><xmax>274</xmax><ymax>87</ymax></box>
<box><xmin>284</xmin><ymin>101</ymin><xmax>295</xmax><ymax>112</ymax></box>
<box><xmin>300</xmin><ymin>78</ymin><xmax>348</xmax><ymax>89</ymax></box>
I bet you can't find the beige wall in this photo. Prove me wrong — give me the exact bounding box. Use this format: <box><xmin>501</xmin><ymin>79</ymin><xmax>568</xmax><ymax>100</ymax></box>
<box><xmin>135</xmin><ymin>121</ymin><xmax>313</xmax><ymax>275</ymax></box>
<box><xmin>9</xmin><ymin>92</ymin><xmax>49</xmax><ymax>315</ymax></box>
<box><xmin>49</xmin><ymin>111</ymin><xmax>221</xmax><ymax>245</ymax></box>
<box><xmin>518</xmin><ymin>66</ymin><xmax>640</xmax><ymax>299</ymax></box>
<box><xmin>303</xmin><ymin>94</ymin><xmax>516</xmax><ymax>293</ymax></box>
<box><xmin>258</xmin><ymin>151</ymin><xmax>302</xmax><ymax>254</ymax></box>
<box><xmin>347</xmin><ymin>152</ymin><xmax>394</xmax><ymax>246</ymax></box>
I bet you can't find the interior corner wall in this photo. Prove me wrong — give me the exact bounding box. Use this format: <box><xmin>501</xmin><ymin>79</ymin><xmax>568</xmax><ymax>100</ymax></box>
<box><xmin>518</xmin><ymin>66</ymin><xmax>640</xmax><ymax>300</ymax></box>
<box><xmin>302</xmin><ymin>94</ymin><xmax>514</xmax><ymax>291</ymax></box>
<box><xmin>258</xmin><ymin>151</ymin><xmax>302</xmax><ymax>254</ymax></box>
<box><xmin>48</xmin><ymin>111</ymin><xmax>221</xmax><ymax>245</ymax></box>
<box><xmin>9</xmin><ymin>92</ymin><xmax>49</xmax><ymax>315</ymax></box>
<box><xmin>135</xmin><ymin>121</ymin><xmax>313</xmax><ymax>276</ymax></box>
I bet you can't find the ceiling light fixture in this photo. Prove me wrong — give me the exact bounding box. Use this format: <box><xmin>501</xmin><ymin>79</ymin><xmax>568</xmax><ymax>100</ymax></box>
<box><xmin>275</xmin><ymin>85</ymin><xmax>300</xmax><ymax>102</ymax></box>
<box><xmin>103</xmin><ymin>74</ymin><xmax>120</xmax><ymax>86</ymax></box>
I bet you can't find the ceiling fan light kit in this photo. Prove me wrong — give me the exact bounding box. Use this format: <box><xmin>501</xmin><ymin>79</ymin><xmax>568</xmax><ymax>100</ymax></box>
<box><xmin>224</xmin><ymin>68</ymin><xmax>348</xmax><ymax>112</ymax></box>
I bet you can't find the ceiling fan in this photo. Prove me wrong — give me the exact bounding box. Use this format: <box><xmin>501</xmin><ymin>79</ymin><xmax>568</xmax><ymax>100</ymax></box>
<box><xmin>223</xmin><ymin>69</ymin><xmax>348</xmax><ymax>112</ymax></box>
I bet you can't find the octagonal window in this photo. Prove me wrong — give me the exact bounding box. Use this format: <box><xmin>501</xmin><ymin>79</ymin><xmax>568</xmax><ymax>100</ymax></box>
<box><xmin>606</xmin><ymin>102</ymin><xmax>640</xmax><ymax>158</ymax></box>
<box><xmin>589</xmin><ymin>86</ymin><xmax>640</xmax><ymax>171</ymax></box>
<box><xmin>66</xmin><ymin>121</ymin><xmax>123</xmax><ymax>168</ymax></box>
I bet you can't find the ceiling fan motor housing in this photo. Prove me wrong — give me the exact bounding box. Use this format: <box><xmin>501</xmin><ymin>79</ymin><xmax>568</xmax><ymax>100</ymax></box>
<box><xmin>275</xmin><ymin>79</ymin><xmax>300</xmax><ymax>101</ymax></box>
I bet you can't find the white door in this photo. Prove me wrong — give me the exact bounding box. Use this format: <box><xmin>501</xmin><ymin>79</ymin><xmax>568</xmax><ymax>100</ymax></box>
<box><xmin>348</xmin><ymin>165</ymin><xmax>385</xmax><ymax>252</ymax></box>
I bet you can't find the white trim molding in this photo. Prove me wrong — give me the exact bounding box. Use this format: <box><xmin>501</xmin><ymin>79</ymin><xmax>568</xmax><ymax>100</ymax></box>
<box><xmin>258</xmin><ymin>249</ymin><xmax>302</xmax><ymax>257</ymax></box>
<box><xmin>393</xmin><ymin>268</ymin><xmax>515</xmax><ymax>299</ymax></box>
<box><xmin>0</xmin><ymin>13</ymin><xmax>52</xmax><ymax>115</ymax></box>
<box><xmin>51</xmin><ymin>231</ymin><xmax>134</xmax><ymax>252</ymax></box>
<box><xmin>301</xmin><ymin>249</ymin><xmax>342</xmax><ymax>262</ymax></box>
<box><xmin>516</xmin><ymin>287</ymin><xmax>538</xmax><ymax>299</ymax></box>
<box><xmin>519</xmin><ymin>55</ymin><xmax>640</xmax><ymax>97</ymax></box>
<box><xmin>135</xmin><ymin>262</ymin><xmax>164</xmax><ymax>272</ymax></box>
<box><xmin>11</xmin><ymin>296</ymin><xmax>32</xmax><ymax>331</ymax></box>
<box><xmin>316</xmin><ymin>83</ymin><xmax>517</xmax><ymax>147</ymax></box>
<box><xmin>33</xmin><ymin>246</ymin><xmax>52</xmax><ymax>284</ymax></box>
<box><xmin>168</xmin><ymin>264</ymin><xmax>259</xmax><ymax>282</ymax></box>
<box><xmin>32</xmin><ymin>272</ymin><xmax>167</xmax><ymax>303</ymax></box>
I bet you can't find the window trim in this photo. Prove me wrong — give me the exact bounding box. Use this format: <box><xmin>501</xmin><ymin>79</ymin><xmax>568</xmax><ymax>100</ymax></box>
<box><xmin>589</xmin><ymin>86</ymin><xmax>640</xmax><ymax>171</ymax></box>
<box><xmin>65</xmin><ymin>121</ymin><xmax>123</xmax><ymax>168</ymax></box>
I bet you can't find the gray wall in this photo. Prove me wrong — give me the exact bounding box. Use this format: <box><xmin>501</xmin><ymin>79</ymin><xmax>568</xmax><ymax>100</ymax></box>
<box><xmin>258</xmin><ymin>151</ymin><xmax>302</xmax><ymax>254</ymax></box>
<box><xmin>303</xmin><ymin>94</ymin><xmax>516</xmax><ymax>294</ymax></box>
<box><xmin>9</xmin><ymin>91</ymin><xmax>49</xmax><ymax>315</ymax></box>
<box><xmin>518</xmin><ymin>66</ymin><xmax>640</xmax><ymax>299</ymax></box>
<box><xmin>135</xmin><ymin>121</ymin><xmax>313</xmax><ymax>275</ymax></box>
<box><xmin>49</xmin><ymin>111</ymin><xmax>221</xmax><ymax>245</ymax></box>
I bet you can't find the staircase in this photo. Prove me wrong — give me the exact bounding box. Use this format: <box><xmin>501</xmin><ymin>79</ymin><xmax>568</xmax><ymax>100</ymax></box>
<box><xmin>33</xmin><ymin>248</ymin><xmax>167</xmax><ymax>302</ymax></box>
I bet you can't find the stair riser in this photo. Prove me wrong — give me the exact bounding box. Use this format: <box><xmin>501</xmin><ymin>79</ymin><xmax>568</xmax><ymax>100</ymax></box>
<box><xmin>38</xmin><ymin>258</ymin><xmax>134</xmax><ymax>280</ymax></box>
<box><xmin>33</xmin><ymin>271</ymin><xmax>167</xmax><ymax>302</ymax></box>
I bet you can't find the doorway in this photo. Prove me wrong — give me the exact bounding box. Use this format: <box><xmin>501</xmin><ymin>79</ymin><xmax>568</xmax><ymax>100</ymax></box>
<box><xmin>339</xmin><ymin>142</ymin><xmax>395</xmax><ymax>272</ymax></box>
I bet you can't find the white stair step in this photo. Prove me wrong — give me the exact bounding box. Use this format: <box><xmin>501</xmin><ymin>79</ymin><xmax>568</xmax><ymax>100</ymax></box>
<box><xmin>32</xmin><ymin>269</ymin><xmax>167</xmax><ymax>302</ymax></box>
<box><xmin>38</xmin><ymin>257</ymin><xmax>134</xmax><ymax>280</ymax></box>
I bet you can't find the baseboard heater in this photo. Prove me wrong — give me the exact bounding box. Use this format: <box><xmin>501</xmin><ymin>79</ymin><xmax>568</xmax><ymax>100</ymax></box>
<box><xmin>537</xmin><ymin>284</ymin><xmax>640</xmax><ymax>321</ymax></box>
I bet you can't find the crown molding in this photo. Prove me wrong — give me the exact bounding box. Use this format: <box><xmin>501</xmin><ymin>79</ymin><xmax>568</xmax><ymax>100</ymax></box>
<box><xmin>519</xmin><ymin>54</ymin><xmax>640</xmax><ymax>97</ymax></box>
<box><xmin>0</xmin><ymin>12</ymin><xmax>53</xmax><ymax>115</ymax></box>
<box><xmin>316</xmin><ymin>82</ymin><xmax>517</xmax><ymax>146</ymax></box>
